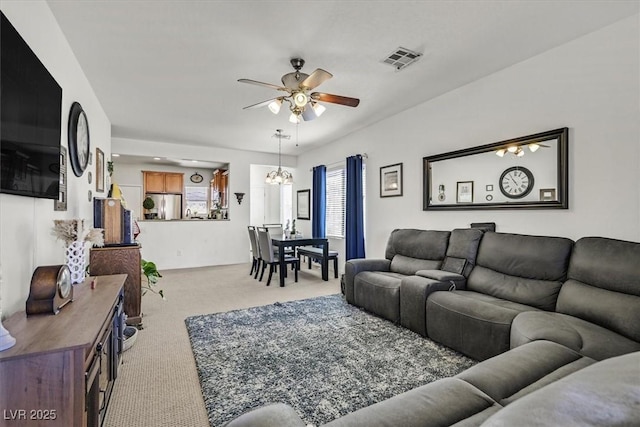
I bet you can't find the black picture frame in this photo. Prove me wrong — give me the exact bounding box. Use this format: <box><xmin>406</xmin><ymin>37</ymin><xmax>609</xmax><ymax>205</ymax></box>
<box><xmin>297</xmin><ymin>189</ymin><xmax>310</xmax><ymax>220</ymax></box>
<box><xmin>423</xmin><ymin>127</ymin><xmax>568</xmax><ymax>210</ymax></box>
<box><xmin>380</xmin><ymin>163</ymin><xmax>403</xmax><ymax>197</ymax></box>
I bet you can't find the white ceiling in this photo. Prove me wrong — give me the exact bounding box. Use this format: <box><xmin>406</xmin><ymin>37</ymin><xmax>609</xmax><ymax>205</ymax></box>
<box><xmin>46</xmin><ymin>1</ymin><xmax>638</xmax><ymax>156</ymax></box>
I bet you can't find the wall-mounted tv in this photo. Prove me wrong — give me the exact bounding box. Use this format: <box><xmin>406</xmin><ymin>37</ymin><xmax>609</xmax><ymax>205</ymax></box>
<box><xmin>1</xmin><ymin>12</ymin><xmax>62</xmax><ymax>199</ymax></box>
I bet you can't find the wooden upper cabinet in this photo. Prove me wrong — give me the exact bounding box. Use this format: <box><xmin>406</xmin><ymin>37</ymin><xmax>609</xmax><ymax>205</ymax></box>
<box><xmin>143</xmin><ymin>171</ymin><xmax>183</xmax><ymax>194</ymax></box>
<box><xmin>164</xmin><ymin>173</ymin><xmax>183</xmax><ymax>193</ymax></box>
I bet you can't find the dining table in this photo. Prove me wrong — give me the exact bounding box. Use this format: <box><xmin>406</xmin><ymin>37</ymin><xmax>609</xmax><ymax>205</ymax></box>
<box><xmin>271</xmin><ymin>235</ymin><xmax>329</xmax><ymax>287</ymax></box>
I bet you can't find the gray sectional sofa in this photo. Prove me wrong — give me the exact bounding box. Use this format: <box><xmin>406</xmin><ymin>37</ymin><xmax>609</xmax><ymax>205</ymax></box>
<box><xmin>226</xmin><ymin>229</ymin><xmax>640</xmax><ymax>426</ymax></box>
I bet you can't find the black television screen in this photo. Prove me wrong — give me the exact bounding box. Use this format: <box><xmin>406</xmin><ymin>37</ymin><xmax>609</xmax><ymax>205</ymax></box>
<box><xmin>1</xmin><ymin>12</ymin><xmax>62</xmax><ymax>199</ymax></box>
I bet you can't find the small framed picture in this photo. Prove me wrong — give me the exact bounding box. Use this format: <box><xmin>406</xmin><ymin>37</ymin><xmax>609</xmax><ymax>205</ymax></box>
<box><xmin>380</xmin><ymin>163</ymin><xmax>403</xmax><ymax>197</ymax></box>
<box><xmin>456</xmin><ymin>181</ymin><xmax>474</xmax><ymax>203</ymax></box>
<box><xmin>540</xmin><ymin>188</ymin><xmax>557</xmax><ymax>201</ymax></box>
<box><xmin>297</xmin><ymin>189</ymin><xmax>310</xmax><ymax>220</ymax></box>
<box><xmin>96</xmin><ymin>148</ymin><xmax>105</xmax><ymax>193</ymax></box>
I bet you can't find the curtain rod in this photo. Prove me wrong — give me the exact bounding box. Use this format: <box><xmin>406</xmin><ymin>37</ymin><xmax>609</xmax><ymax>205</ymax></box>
<box><xmin>309</xmin><ymin>153</ymin><xmax>368</xmax><ymax>172</ymax></box>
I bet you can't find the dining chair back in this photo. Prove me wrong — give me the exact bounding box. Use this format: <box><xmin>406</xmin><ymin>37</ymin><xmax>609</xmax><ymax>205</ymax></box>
<box><xmin>263</xmin><ymin>224</ymin><xmax>284</xmax><ymax>237</ymax></box>
<box><xmin>256</xmin><ymin>226</ymin><xmax>298</xmax><ymax>286</ymax></box>
<box><xmin>248</xmin><ymin>226</ymin><xmax>261</xmax><ymax>277</ymax></box>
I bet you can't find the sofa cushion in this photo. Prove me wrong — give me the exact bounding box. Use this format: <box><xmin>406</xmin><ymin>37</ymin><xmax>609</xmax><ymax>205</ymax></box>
<box><xmin>324</xmin><ymin>378</ymin><xmax>500</xmax><ymax>427</ymax></box>
<box><xmin>426</xmin><ymin>290</ymin><xmax>540</xmax><ymax>360</ymax></box>
<box><xmin>559</xmin><ymin>237</ymin><xmax>640</xmax><ymax>342</ymax></box>
<box><xmin>467</xmin><ymin>266</ymin><xmax>563</xmax><ymax>311</ymax></box>
<box><xmin>224</xmin><ymin>403</ymin><xmax>306</xmax><ymax>427</ymax></box>
<box><xmin>474</xmin><ymin>232</ymin><xmax>573</xmax><ymax>281</ymax></box>
<box><xmin>389</xmin><ymin>254</ymin><xmax>441</xmax><ymax>276</ymax></box>
<box><xmin>445</xmin><ymin>228</ymin><xmax>485</xmax><ymax>277</ymax></box>
<box><xmin>510</xmin><ymin>311</ymin><xmax>640</xmax><ymax>360</ymax></box>
<box><xmin>480</xmin><ymin>351</ymin><xmax>640</xmax><ymax>427</ymax></box>
<box><xmin>468</xmin><ymin>232</ymin><xmax>573</xmax><ymax>311</ymax></box>
<box><xmin>353</xmin><ymin>271</ymin><xmax>404</xmax><ymax>322</ymax></box>
<box><xmin>456</xmin><ymin>340</ymin><xmax>595</xmax><ymax>406</ymax></box>
<box><xmin>384</xmin><ymin>229</ymin><xmax>450</xmax><ymax>262</ymax></box>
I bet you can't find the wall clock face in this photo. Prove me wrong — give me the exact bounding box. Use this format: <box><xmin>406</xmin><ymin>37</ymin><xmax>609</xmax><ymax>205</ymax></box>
<box><xmin>68</xmin><ymin>102</ymin><xmax>90</xmax><ymax>177</ymax></box>
<box><xmin>499</xmin><ymin>166</ymin><xmax>534</xmax><ymax>199</ymax></box>
<box><xmin>190</xmin><ymin>172</ymin><xmax>203</xmax><ymax>183</ymax></box>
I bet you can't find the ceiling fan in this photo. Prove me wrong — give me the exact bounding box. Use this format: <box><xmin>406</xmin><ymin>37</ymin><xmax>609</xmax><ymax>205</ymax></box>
<box><xmin>238</xmin><ymin>58</ymin><xmax>360</xmax><ymax>123</ymax></box>
<box><xmin>496</xmin><ymin>142</ymin><xmax>550</xmax><ymax>157</ymax></box>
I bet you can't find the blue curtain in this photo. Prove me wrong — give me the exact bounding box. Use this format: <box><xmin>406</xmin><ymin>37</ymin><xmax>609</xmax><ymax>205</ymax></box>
<box><xmin>346</xmin><ymin>155</ymin><xmax>365</xmax><ymax>260</ymax></box>
<box><xmin>312</xmin><ymin>165</ymin><xmax>326</xmax><ymax>238</ymax></box>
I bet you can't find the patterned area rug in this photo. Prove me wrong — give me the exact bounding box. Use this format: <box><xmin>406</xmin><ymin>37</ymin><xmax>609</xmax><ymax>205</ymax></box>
<box><xmin>185</xmin><ymin>295</ymin><xmax>476</xmax><ymax>426</ymax></box>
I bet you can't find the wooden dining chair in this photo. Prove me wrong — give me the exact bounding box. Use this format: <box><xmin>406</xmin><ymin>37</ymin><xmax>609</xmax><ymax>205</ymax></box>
<box><xmin>256</xmin><ymin>227</ymin><xmax>299</xmax><ymax>286</ymax></box>
<box><xmin>247</xmin><ymin>226</ymin><xmax>261</xmax><ymax>278</ymax></box>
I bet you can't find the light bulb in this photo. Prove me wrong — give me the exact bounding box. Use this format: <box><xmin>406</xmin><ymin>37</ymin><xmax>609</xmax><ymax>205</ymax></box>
<box><xmin>528</xmin><ymin>143</ymin><xmax>540</xmax><ymax>152</ymax></box>
<box><xmin>496</xmin><ymin>149</ymin><xmax>506</xmax><ymax>157</ymax></box>
<box><xmin>507</xmin><ymin>146</ymin><xmax>518</xmax><ymax>153</ymax></box>
<box><xmin>268</xmin><ymin>99</ymin><xmax>282</xmax><ymax>114</ymax></box>
<box><xmin>312</xmin><ymin>102</ymin><xmax>326</xmax><ymax>117</ymax></box>
<box><xmin>516</xmin><ymin>148</ymin><xmax>524</xmax><ymax>157</ymax></box>
<box><xmin>289</xmin><ymin>112</ymin><xmax>301</xmax><ymax>124</ymax></box>
<box><xmin>293</xmin><ymin>92</ymin><xmax>308</xmax><ymax>108</ymax></box>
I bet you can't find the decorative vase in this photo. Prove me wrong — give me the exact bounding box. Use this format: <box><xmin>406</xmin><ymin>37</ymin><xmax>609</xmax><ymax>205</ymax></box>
<box><xmin>66</xmin><ymin>240</ymin><xmax>86</xmax><ymax>284</ymax></box>
<box><xmin>0</xmin><ymin>310</ymin><xmax>16</xmax><ymax>352</ymax></box>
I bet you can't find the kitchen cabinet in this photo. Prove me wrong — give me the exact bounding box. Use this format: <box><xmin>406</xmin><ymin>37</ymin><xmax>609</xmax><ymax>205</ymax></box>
<box><xmin>143</xmin><ymin>171</ymin><xmax>184</xmax><ymax>194</ymax></box>
<box><xmin>0</xmin><ymin>275</ymin><xmax>126</xmax><ymax>427</ymax></box>
<box><xmin>211</xmin><ymin>169</ymin><xmax>229</xmax><ymax>208</ymax></box>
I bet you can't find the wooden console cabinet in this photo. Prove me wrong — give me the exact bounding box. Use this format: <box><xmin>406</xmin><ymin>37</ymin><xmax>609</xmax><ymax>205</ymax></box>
<box><xmin>0</xmin><ymin>275</ymin><xmax>126</xmax><ymax>427</ymax></box>
<box><xmin>90</xmin><ymin>245</ymin><xmax>142</xmax><ymax>326</ymax></box>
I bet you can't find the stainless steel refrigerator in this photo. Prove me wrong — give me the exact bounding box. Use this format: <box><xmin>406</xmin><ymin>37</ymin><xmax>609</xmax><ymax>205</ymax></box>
<box><xmin>147</xmin><ymin>194</ymin><xmax>182</xmax><ymax>220</ymax></box>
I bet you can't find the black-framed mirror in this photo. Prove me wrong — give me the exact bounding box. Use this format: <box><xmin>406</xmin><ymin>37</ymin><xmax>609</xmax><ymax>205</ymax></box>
<box><xmin>423</xmin><ymin>128</ymin><xmax>568</xmax><ymax>210</ymax></box>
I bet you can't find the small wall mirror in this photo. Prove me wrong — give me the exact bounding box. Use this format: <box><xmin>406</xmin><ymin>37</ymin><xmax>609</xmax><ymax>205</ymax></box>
<box><xmin>423</xmin><ymin>128</ymin><xmax>568</xmax><ymax>210</ymax></box>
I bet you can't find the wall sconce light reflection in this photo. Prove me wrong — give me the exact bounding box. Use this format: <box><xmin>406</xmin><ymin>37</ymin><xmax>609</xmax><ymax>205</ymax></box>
<box><xmin>234</xmin><ymin>192</ymin><xmax>245</xmax><ymax>205</ymax></box>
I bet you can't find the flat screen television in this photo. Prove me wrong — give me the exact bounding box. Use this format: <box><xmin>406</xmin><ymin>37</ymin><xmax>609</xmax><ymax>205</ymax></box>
<box><xmin>1</xmin><ymin>12</ymin><xmax>62</xmax><ymax>199</ymax></box>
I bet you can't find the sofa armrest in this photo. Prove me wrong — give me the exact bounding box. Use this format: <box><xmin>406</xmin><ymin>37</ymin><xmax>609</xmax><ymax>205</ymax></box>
<box><xmin>400</xmin><ymin>275</ymin><xmax>454</xmax><ymax>336</ymax></box>
<box><xmin>344</xmin><ymin>258</ymin><xmax>391</xmax><ymax>304</ymax></box>
<box><xmin>416</xmin><ymin>269</ymin><xmax>467</xmax><ymax>289</ymax></box>
<box><xmin>224</xmin><ymin>403</ymin><xmax>306</xmax><ymax>427</ymax></box>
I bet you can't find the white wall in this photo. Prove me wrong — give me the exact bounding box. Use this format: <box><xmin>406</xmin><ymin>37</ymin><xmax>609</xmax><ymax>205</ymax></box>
<box><xmin>0</xmin><ymin>2</ymin><xmax>111</xmax><ymax>318</ymax></box>
<box><xmin>111</xmin><ymin>137</ymin><xmax>296</xmax><ymax>269</ymax></box>
<box><xmin>296</xmin><ymin>15</ymin><xmax>640</xmax><ymax>263</ymax></box>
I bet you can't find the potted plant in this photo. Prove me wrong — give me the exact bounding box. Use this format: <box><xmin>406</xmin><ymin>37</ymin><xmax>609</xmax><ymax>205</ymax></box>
<box><xmin>143</xmin><ymin>196</ymin><xmax>156</xmax><ymax>219</ymax></box>
<box><xmin>124</xmin><ymin>259</ymin><xmax>164</xmax><ymax>351</ymax></box>
<box><xmin>141</xmin><ymin>259</ymin><xmax>165</xmax><ymax>299</ymax></box>
<box><xmin>213</xmin><ymin>202</ymin><xmax>223</xmax><ymax>220</ymax></box>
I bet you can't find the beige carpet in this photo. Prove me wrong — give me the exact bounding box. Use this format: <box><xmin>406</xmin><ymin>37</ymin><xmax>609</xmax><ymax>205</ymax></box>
<box><xmin>104</xmin><ymin>262</ymin><xmax>341</xmax><ymax>427</ymax></box>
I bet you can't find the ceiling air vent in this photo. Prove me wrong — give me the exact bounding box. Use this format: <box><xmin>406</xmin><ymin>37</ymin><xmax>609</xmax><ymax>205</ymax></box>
<box><xmin>382</xmin><ymin>47</ymin><xmax>422</xmax><ymax>71</ymax></box>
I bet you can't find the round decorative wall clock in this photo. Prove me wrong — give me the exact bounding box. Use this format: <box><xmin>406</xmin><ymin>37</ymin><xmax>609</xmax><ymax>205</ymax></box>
<box><xmin>499</xmin><ymin>166</ymin><xmax>534</xmax><ymax>199</ymax></box>
<box><xmin>190</xmin><ymin>172</ymin><xmax>204</xmax><ymax>183</ymax></box>
<box><xmin>68</xmin><ymin>102</ymin><xmax>90</xmax><ymax>177</ymax></box>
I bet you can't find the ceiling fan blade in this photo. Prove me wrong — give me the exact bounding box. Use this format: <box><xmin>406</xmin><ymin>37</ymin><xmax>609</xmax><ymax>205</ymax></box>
<box><xmin>311</xmin><ymin>92</ymin><xmax>360</xmax><ymax>107</ymax></box>
<box><xmin>300</xmin><ymin>69</ymin><xmax>333</xmax><ymax>90</ymax></box>
<box><xmin>238</xmin><ymin>78</ymin><xmax>288</xmax><ymax>92</ymax></box>
<box><xmin>242</xmin><ymin>97</ymin><xmax>281</xmax><ymax>110</ymax></box>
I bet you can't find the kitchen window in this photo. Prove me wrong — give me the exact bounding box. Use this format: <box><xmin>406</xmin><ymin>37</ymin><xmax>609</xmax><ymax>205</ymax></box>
<box><xmin>184</xmin><ymin>186</ymin><xmax>208</xmax><ymax>216</ymax></box>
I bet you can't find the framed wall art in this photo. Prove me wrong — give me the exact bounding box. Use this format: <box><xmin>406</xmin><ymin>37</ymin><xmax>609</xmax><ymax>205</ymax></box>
<box><xmin>95</xmin><ymin>148</ymin><xmax>105</xmax><ymax>192</ymax></box>
<box><xmin>456</xmin><ymin>181</ymin><xmax>474</xmax><ymax>204</ymax></box>
<box><xmin>380</xmin><ymin>163</ymin><xmax>403</xmax><ymax>197</ymax></box>
<box><xmin>297</xmin><ymin>189</ymin><xmax>310</xmax><ymax>220</ymax></box>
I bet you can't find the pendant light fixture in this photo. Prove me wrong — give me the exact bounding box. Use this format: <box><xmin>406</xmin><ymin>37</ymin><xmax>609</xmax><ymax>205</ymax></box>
<box><xmin>265</xmin><ymin>129</ymin><xmax>293</xmax><ymax>185</ymax></box>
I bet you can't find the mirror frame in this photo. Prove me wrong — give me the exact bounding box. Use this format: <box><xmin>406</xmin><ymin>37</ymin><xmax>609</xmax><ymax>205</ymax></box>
<box><xmin>423</xmin><ymin>128</ymin><xmax>569</xmax><ymax>210</ymax></box>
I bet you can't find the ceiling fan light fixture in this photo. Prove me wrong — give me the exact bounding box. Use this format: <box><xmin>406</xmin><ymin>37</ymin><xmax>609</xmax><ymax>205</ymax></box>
<box><xmin>312</xmin><ymin>102</ymin><xmax>326</xmax><ymax>117</ymax></box>
<box><xmin>516</xmin><ymin>147</ymin><xmax>525</xmax><ymax>157</ymax></box>
<box><xmin>507</xmin><ymin>146</ymin><xmax>518</xmax><ymax>153</ymax></box>
<box><xmin>495</xmin><ymin>149</ymin><xmax>506</xmax><ymax>157</ymax></box>
<box><xmin>268</xmin><ymin>99</ymin><xmax>282</xmax><ymax>114</ymax></box>
<box><xmin>293</xmin><ymin>92</ymin><xmax>308</xmax><ymax>108</ymax></box>
<box><xmin>289</xmin><ymin>112</ymin><xmax>301</xmax><ymax>124</ymax></box>
<box><xmin>528</xmin><ymin>143</ymin><xmax>540</xmax><ymax>152</ymax></box>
